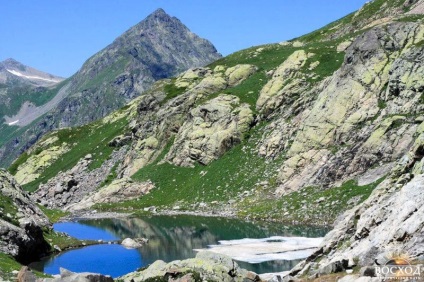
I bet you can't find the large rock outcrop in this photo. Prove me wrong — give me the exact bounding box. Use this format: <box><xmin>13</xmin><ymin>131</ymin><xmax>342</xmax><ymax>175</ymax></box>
<box><xmin>0</xmin><ymin>169</ymin><xmax>50</xmax><ymax>264</ymax></box>
<box><xmin>166</xmin><ymin>94</ymin><xmax>254</xmax><ymax>167</ymax></box>
<box><xmin>121</xmin><ymin>64</ymin><xmax>256</xmax><ymax>175</ymax></box>
<box><xmin>273</xmin><ymin>22</ymin><xmax>424</xmax><ymax>194</ymax></box>
<box><xmin>121</xmin><ymin>251</ymin><xmax>260</xmax><ymax>282</ymax></box>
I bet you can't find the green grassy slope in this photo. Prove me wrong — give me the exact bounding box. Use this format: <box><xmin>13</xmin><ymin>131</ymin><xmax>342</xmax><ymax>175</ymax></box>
<box><xmin>9</xmin><ymin>36</ymin><xmax>374</xmax><ymax>223</ymax></box>
<box><xmin>9</xmin><ymin>0</ymin><xmax>417</xmax><ymax>224</ymax></box>
<box><xmin>0</xmin><ymin>81</ymin><xmax>65</xmax><ymax>118</ymax></box>
<box><xmin>17</xmin><ymin>116</ymin><xmax>129</xmax><ymax>192</ymax></box>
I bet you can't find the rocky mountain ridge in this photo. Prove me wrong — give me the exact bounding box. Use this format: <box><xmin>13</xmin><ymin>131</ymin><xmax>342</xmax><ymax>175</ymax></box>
<box><xmin>0</xmin><ymin>59</ymin><xmax>65</xmax><ymax>145</ymax></box>
<box><xmin>0</xmin><ymin>8</ymin><xmax>221</xmax><ymax>168</ymax></box>
<box><xmin>0</xmin><ymin>58</ymin><xmax>64</xmax><ymax>88</ymax></box>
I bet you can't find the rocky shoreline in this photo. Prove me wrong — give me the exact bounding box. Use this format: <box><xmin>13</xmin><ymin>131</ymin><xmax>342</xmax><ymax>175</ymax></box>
<box><xmin>59</xmin><ymin>211</ymin><xmax>134</xmax><ymax>222</ymax></box>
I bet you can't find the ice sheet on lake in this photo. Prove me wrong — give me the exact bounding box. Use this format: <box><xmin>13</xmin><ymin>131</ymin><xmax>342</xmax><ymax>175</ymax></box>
<box><xmin>195</xmin><ymin>236</ymin><xmax>323</xmax><ymax>263</ymax></box>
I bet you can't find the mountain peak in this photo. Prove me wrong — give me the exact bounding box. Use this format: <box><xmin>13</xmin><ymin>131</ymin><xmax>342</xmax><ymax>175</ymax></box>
<box><xmin>1</xmin><ymin>58</ymin><xmax>25</xmax><ymax>69</ymax></box>
<box><xmin>144</xmin><ymin>8</ymin><xmax>174</xmax><ymax>24</ymax></box>
<box><xmin>2</xmin><ymin>58</ymin><xmax>19</xmax><ymax>64</ymax></box>
<box><xmin>151</xmin><ymin>8</ymin><xmax>167</xmax><ymax>16</ymax></box>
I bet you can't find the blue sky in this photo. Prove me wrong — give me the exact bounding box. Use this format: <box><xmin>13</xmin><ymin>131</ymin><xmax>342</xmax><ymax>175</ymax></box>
<box><xmin>0</xmin><ymin>1</ymin><xmax>368</xmax><ymax>77</ymax></box>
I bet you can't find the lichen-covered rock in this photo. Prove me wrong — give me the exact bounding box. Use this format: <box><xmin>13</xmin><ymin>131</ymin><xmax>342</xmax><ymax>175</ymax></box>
<box><xmin>121</xmin><ymin>251</ymin><xmax>260</xmax><ymax>282</ymax></box>
<box><xmin>256</xmin><ymin>50</ymin><xmax>309</xmax><ymax>115</ymax></box>
<box><xmin>175</xmin><ymin>67</ymin><xmax>212</xmax><ymax>89</ymax></box>
<box><xmin>337</xmin><ymin>40</ymin><xmax>353</xmax><ymax>52</ymax></box>
<box><xmin>225</xmin><ymin>64</ymin><xmax>257</xmax><ymax>86</ymax></box>
<box><xmin>122</xmin><ymin>64</ymin><xmax>256</xmax><ymax>176</ymax></box>
<box><xmin>14</xmin><ymin>141</ymin><xmax>69</xmax><ymax>185</ymax></box>
<box><xmin>273</xmin><ymin>22</ymin><xmax>424</xmax><ymax>194</ymax></box>
<box><xmin>0</xmin><ymin>169</ymin><xmax>50</xmax><ymax>264</ymax></box>
<box><xmin>166</xmin><ymin>95</ymin><xmax>254</xmax><ymax>166</ymax></box>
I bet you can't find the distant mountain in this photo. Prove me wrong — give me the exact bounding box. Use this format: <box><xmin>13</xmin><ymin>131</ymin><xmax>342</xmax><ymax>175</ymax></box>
<box><xmin>0</xmin><ymin>8</ymin><xmax>221</xmax><ymax>167</ymax></box>
<box><xmin>55</xmin><ymin>8</ymin><xmax>221</xmax><ymax>127</ymax></box>
<box><xmin>0</xmin><ymin>58</ymin><xmax>63</xmax><ymax>87</ymax></box>
<box><xmin>0</xmin><ymin>58</ymin><xmax>64</xmax><ymax>130</ymax></box>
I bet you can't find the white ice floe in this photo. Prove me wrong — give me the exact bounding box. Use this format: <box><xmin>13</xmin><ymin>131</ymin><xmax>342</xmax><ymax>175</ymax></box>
<box><xmin>6</xmin><ymin>69</ymin><xmax>61</xmax><ymax>83</ymax></box>
<box><xmin>195</xmin><ymin>236</ymin><xmax>323</xmax><ymax>264</ymax></box>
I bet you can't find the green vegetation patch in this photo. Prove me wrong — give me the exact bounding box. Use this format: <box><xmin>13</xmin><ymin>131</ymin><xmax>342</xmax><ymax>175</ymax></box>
<box><xmin>396</xmin><ymin>14</ymin><xmax>424</xmax><ymax>23</ymax></box>
<box><xmin>162</xmin><ymin>79</ymin><xmax>188</xmax><ymax>105</ymax></box>
<box><xmin>0</xmin><ymin>252</ymin><xmax>51</xmax><ymax>279</ymax></box>
<box><xmin>223</xmin><ymin>72</ymin><xmax>268</xmax><ymax>107</ymax></box>
<box><xmin>38</xmin><ymin>205</ymin><xmax>69</xmax><ymax>223</ymax></box>
<box><xmin>239</xmin><ymin>178</ymin><xmax>385</xmax><ymax>225</ymax></box>
<box><xmin>7</xmin><ymin>152</ymin><xmax>29</xmax><ymax>176</ymax></box>
<box><xmin>302</xmin><ymin>43</ymin><xmax>345</xmax><ymax>83</ymax></box>
<box><xmin>209</xmin><ymin>44</ymin><xmax>299</xmax><ymax>71</ymax></box>
<box><xmin>20</xmin><ymin>116</ymin><xmax>129</xmax><ymax>192</ymax></box>
<box><xmin>0</xmin><ymin>193</ymin><xmax>19</xmax><ymax>226</ymax></box>
<box><xmin>0</xmin><ymin>79</ymin><xmax>67</xmax><ymax>118</ymax></box>
<box><xmin>95</xmin><ymin>124</ymin><xmax>283</xmax><ymax>212</ymax></box>
<box><xmin>79</xmin><ymin>56</ymin><xmax>129</xmax><ymax>90</ymax></box>
<box><xmin>43</xmin><ymin>228</ymin><xmax>95</xmax><ymax>252</ymax></box>
<box><xmin>0</xmin><ymin>253</ymin><xmax>22</xmax><ymax>281</ymax></box>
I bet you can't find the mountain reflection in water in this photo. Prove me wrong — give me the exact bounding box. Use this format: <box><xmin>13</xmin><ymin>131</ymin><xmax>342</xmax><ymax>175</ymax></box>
<box><xmin>32</xmin><ymin>215</ymin><xmax>329</xmax><ymax>277</ymax></box>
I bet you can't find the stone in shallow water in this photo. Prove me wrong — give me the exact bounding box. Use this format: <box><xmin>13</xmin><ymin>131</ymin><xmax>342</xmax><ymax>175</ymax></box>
<box><xmin>121</xmin><ymin>238</ymin><xmax>147</xmax><ymax>249</ymax></box>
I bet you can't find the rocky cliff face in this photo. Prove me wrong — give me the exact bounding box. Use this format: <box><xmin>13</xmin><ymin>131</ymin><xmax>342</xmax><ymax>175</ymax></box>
<box><xmin>272</xmin><ymin>21</ymin><xmax>424</xmax><ymax>195</ymax></box>
<box><xmin>288</xmin><ymin>133</ymin><xmax>424</xmax><ymax>280</ymax></box>
<box><xmin>0</xmin><ymin>8</ymin><xmax>221</xmax><ymax>167</ymax></box>
<box><xmin>0</xmin><ymin>169</ymin><xmax>50</xmax><ymax>264</ymax></box>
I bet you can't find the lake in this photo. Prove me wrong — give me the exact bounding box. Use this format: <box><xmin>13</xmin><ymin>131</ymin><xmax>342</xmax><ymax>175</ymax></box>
<box><xmin>30</xmin><ymin>215</ymin><xmax>329</xmax><ymax>278</ymax></box>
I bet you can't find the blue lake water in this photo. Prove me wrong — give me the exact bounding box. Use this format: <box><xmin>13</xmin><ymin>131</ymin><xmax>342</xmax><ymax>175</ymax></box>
<box><xmin>30</xmin><ymin>215</ymin><xmax>329</xmax><ymax>278</ymax></box>
<box><xmin>41</xmin><ymin>244</ymin><xmax>141</xmax><ymax>277</ymax></box>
